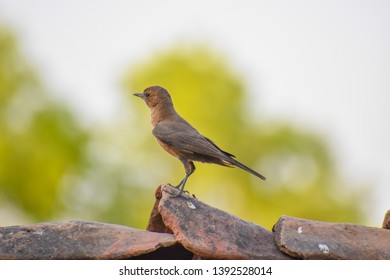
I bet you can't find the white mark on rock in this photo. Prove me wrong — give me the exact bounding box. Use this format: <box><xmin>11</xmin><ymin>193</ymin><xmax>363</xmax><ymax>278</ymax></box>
<box><xmin>33</xmin><ymin>229</ymin><xmax>45</xmax><ymax>235</ymax></box>
<box><xmin>187</xmin><ymin>201</ymin><xmax>196</xmax><ymax>209</ymax></box>
<box><xmin>318</xmin><ymin>243</ymin><xmax>330</xmax><ymax>254</ymax></box>
<box><xmin>297</xmin><ymin>226</ymin><xmax>303</xmax><ymax>234</ymax></box>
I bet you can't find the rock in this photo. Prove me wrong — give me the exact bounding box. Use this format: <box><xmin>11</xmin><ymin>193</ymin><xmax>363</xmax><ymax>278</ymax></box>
<box><xmin>382</xmin><ymin>210</ymin><xmax>390</xmax><ymax>229</ymax></box>
<box><xmin>147</xmin><ymin>184</ymin><xmax>173</xmax><ymax>234</ymax></box>
<box><xmin>157</xmin><ymin>184</ymin><xmax>291</xmax><ymax>259</ymax></box>
<box><xmin>3</xmin><ymin>183</ymin><xmax>386</xmax><ymax>260</ymax></box>
<box><xmin>0</xmin><ymin>220</ymin><xmax>177</xmax><ymax>259</ymax></box>
<box><xmin>274</xmin><ymin>215</ymin><xmax>390</xmax><ymax>259</ymax></box>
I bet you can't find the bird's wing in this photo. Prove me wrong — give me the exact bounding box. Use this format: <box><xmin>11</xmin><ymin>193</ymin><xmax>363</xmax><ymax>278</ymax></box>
<box><xmin>152</xmin><ymin>122</ymin><xmax>234</xmax><ymax>159</ymax></box>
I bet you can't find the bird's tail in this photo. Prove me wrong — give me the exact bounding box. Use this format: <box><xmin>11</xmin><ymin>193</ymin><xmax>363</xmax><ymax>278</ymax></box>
<box><xmin>229</xmin><ymin>158</ymin><xmax>266</xmax><ymax>180</ymax></box>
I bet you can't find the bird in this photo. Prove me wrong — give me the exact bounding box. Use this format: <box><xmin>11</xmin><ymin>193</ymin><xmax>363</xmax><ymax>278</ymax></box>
<box><xmin>133</xmin><ymin>85</ymin><xmax>266</xmax><ymax>196</ymax></box>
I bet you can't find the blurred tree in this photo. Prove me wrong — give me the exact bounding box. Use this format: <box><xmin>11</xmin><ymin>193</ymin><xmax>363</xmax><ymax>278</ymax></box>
<box><xmin>0</xmin><ymin>26</ymin><xmax>88</xmax><ymax>222</ymax></box>
<box><xmin>122</xmin><ymin>43</ymin><xmax>366</xmax><ymax>229</ymax></box>
<box><xmin>0</xmin><ymin>22</ymin><xmax>367</xmax><ymax>230</ymax></box>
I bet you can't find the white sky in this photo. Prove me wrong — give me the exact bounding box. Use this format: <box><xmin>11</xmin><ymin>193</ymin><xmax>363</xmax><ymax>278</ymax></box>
<box><xmin>0</xmin><ymin>0</ymin><xmax>389</xmax><ymax>225</ymax></box>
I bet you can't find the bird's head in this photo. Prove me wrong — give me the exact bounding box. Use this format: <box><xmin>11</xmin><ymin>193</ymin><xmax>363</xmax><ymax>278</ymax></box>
<box><xmin>133</xmin><ymin>85</ymin><xmax>173</xmax><ymax>109</ymax></box>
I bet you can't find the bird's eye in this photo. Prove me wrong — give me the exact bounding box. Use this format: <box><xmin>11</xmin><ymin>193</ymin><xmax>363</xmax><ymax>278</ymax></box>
<box><xmin>145</xmin><ymin>93</ymin><xmax>150</xmax><ymax>97</ymax></box>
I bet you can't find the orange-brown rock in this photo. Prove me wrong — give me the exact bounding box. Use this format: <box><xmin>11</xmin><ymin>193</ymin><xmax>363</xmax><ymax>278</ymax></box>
<box><xmin>147</xmin><ymin>184</ymin><xmax>173</xmax><ymax>234</ymax></box>
<box><xmin>156</xmin><ymin>184</ymin><xmax>291</xmax><ymax>259</ymax></box>
<box><xmin>382</xmin><ymin>210</ymin><xmax>390</xmax><ymax>229</ymax></box>
<box><xmin>2</xmin><ymin>184</ymin><xmax>387</xmax><ymax>260</ymax></box>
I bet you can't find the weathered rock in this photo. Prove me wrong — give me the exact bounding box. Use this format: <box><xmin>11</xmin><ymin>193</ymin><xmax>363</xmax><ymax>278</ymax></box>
<box><xmin>147</xmin><ymin>184</ymin><xmax>173</xmax><ymax>234</ymax></box>
<box><xmin>4</xmin><ymin>183</ymin><xmax>386</xmax><ymax>260</ymax></box>
<box><xmin>382</xmin><ymin>210</ymin><xmax>390</xmax><ymax>229</ymax></box>
<box><xmin>274</xmin><ymin>215</ymin><xmax>390</xmax><ymax>259</ymax></box>
<box><xmin>0</xmin><ymin>220</ymin><xmax>177</xmax><ymax>259</ymax></box>
<box><xmin>157</xmin><ymin>184</ymin><xmax>291</xmax><ymax>259</ymax></box>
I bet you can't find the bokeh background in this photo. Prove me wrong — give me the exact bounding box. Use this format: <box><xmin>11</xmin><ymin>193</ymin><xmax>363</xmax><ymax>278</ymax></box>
<box><xmin>0</xmin><ymin>0</ymin><xmax>389</xmax><ymax>229</ymax></box>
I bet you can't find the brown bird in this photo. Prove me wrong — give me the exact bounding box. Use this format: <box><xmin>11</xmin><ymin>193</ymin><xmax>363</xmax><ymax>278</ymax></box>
<box><xmin>134</xmin><ymin>85</ymin><xmax>266</xmax><ymax>195</ymax></box>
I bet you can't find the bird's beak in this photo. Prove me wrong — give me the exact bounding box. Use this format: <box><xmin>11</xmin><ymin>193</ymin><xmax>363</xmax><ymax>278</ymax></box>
<box><xmin>133</xmin><ymin>93</ymin><xmax>144</xmax><ymax>99</ymax></box>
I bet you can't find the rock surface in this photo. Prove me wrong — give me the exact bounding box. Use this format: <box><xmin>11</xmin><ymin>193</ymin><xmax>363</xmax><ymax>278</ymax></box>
<box><xmin>147</xmin><ymin>185</ymin><xmax>173</xmax><ymax>234</ymax></box>
<box><xmin>382</xmin><ymin>210</ymin><xmax>390</xmax><ymax>229</ymax></box>
<box><xmin>154</xmin><ymin>184</ymin><xmax>291</xmax><ymax>259</ymax></box>
<box><xmin>1</xmin><ymin>184</ymin><xmax>389</xmax><ymax>259</ymax></box>
<box><xmin>274</xmin><ymin>215</ymin><xmax>390</xmax><ymax>259</ymax></box>
<box><xmin>0</xmin><ymin>220</ymin><xmax>177</xmax><ymax>259</ymax></box>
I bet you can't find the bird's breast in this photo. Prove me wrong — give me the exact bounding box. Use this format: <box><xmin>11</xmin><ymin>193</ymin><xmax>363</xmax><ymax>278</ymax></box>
<box><xmin>156</xmin><ymin>139</ymin><xmax>186</xmax><ymax>158</ymax></box>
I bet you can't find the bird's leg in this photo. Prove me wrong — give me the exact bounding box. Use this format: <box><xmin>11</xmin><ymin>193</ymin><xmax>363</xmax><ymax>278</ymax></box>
<box><xmin>171</xmin><ymin>160</ymin><xmax>195</xmax><ymax>197</ymax></box>
<box><xmin>166</xmin><ymin>179</ymin><xmax>185</xmax><ymax>196</ymax></box>
<box><xmin>173</xmin><ymin>178</ymin><xmax>185</xmax><ymax>189</ymax></box>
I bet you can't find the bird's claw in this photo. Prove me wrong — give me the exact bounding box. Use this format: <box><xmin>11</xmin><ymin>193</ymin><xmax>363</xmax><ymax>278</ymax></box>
<box><xmin>166</xmin><ymin>183</ymin><xmax>189</xmax><ymax>197</ymax></box>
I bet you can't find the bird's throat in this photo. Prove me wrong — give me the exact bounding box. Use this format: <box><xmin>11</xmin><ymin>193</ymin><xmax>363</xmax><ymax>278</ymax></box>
<box><xmin>151</xmin><ymin>104</ymin><xmax>177</xmax><ymax>127</ymax></box>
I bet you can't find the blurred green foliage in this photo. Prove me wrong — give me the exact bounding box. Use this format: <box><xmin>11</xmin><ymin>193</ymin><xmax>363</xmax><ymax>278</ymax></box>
<box><xmin>0</xmin><ymin>25</ymin><xmax>366</xmax><ymax>229</ymax></box>
<box><xmin>123</xmin><ymin>44</ymin><xmax>366</xmax><ymax>228</ymax></box>
<box><xmin>0</xmin><ymin>26</ymin><xmax>88</xmax><ymax>221</ymax></box>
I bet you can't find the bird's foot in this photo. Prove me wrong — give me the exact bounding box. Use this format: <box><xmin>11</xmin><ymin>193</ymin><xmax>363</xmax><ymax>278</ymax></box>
<box><xmin>166</xmin><ymin>183</ymin><xmax>188</xmax><ymax>197</ymax></box>
<box><xmin>171</xmin><ymin>179</ymin><xmax>184</xmax><ymax>189</ymax></box>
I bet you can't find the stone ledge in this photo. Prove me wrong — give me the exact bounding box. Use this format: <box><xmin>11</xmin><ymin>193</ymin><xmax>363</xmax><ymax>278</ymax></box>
<box><xmin>0</xmin><ymin>184</ymin><xmax>389</xmax><ymax>260</ymax></box>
